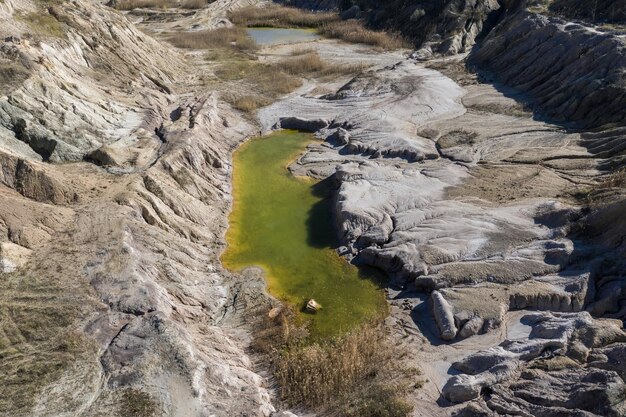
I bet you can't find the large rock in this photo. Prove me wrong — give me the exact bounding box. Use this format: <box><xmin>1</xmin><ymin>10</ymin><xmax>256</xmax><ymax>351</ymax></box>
<box><xmin>277</xmin><ymin>116</ymin><xmax>329</xmax><ymax>132</ymax></box>
<box><xmin>447</xmin><ymin>312</ymin><xmax>626</xmax><ymax>416</ymax></box>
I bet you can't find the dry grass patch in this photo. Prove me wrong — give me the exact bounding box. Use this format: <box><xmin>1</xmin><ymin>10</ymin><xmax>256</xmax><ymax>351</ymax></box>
<box><xmin>228</xmin><ymin>5</ymin><xmax>339</xmax><ymax>28</ymax></box>
<box><xmin>0</xmin><ymin>271</ymin><xmax>96</xmax><ymax>414</ymax></box>
<box><xmin>290</xmin><ymin>47</ymin><xmax>317</xmax><ymax>56</ymax></box>
<box><xmin>211</xmin><ymin>51</ymin><xmax>365</xmax><ymax>113</ymax></box>
<box><xmin>169</xmin><ymin>26</ymin><xmax>258</xmax><ymax>51</ymax></box>
<box><xmin>112</xmin><ymin>0</ymin><xmax>211</xmax><ymax>10</ymax></box>
<box><xmin>19</xmin><ymin>10</ymin><xmax>67</xmax><ymax>38</ymax></box>
<box><xmin>214</xmin><ymin>60</ymin><xmax>300</xmax><ymax>94</ymax></box>
<box><xmin>319</xmin><ymin>20</ymin><xmax>408</xmax><ymax>50</ymax></box>
<box><xmin>214</xmin><ymin>59</ymin><xmax>301</xmax><ymax>113</ymax></box>
<box><xmin>275</xmin><ymin>51</ymin><xmax>366</xmax><ymax>77</ymax></box>
<box><xmin>252</xmin><ymin>308</ymin><xmax>418</xmax><ymax>417</ymax></box>
<box><xmin>179</xmin><ymin>0</ymin><xmax>210</xmax><ymax>8</ymax></box>
<box><xmin>121</xmin><ymin>388</ymin><xmax>159</xmax><ymax>417</ymax></box>
<box><xmin>228</xmin><ymin>95</ymin><xmax>271</xmax><ymax>113</ymax></box>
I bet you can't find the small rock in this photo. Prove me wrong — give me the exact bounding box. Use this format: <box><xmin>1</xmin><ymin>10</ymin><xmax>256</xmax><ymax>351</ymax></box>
<box><xmin>305</xmin><ymin>299</ymin><xmax>322</xmax><ymax>313</ymax></box>
<box><xmin>327</xmin><ymin>127</ymin><xmax>351</xmax><ymax>146</ymax></box>
<box><xmin>268</xmin><ymin>307</ymin><xmax>282</xmax><ymax>319</ymax></box>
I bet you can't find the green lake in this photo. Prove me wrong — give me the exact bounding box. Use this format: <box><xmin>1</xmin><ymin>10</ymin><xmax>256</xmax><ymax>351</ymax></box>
<box><xmin>222</xmin><ymin>130</ymin><xmax>387</xmax><ymax>338</ymax></box>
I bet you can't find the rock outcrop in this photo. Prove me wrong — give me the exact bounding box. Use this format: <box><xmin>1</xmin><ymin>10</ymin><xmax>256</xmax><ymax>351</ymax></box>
<box><xmin>468</xmin><ymin>9</ymin><xmax>626</xmax><ymax>129</ymax></box>
<box><xmin>0</xmin><ymin>2</ymin><xmax>275</xmax><ymax>416</ymax></box>
<box><xmin>447</xmin><ymin>312</ymin><xmax>626</xmax><ymax>416</ymax></box>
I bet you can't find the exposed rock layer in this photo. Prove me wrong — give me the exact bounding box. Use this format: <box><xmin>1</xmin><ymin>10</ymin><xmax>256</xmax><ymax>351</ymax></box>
<box><xmin>0</xmin><ymin>1</ymin><xmax>274</xmax><ymax>416</ymax></box>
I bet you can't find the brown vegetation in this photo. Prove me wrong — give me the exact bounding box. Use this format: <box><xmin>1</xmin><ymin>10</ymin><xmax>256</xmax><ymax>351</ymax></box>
<box><xmin>275</xmin><ymin>51</ymin><xmax>367</xmax><ymax>77</ymax></box>
<box><xmin>121</xmin><ymin>388</ymin><xmax>159</xmax><ymax>417</ymax></box>
<box><xmin>252</xmin><ymin>308</ymin><xmax>418</xmax><ymax>417</ymax></box>
<box><xmin>214</xmin><ymin>59</ymin><xmax>300</xmax><ymax>113</ymax></box>
<box><xmin>0</xmin><ymin>269</ymin><xmax>94</xmax><ymax>414</ymax></box>
<box><xmin>600</xmin><ymin>168</ymin><xmax>626</xmax><ymax>189</ymax></box>
<box><xmin>210</xmin><ymin>50</ymin><xmax>364</xmax><ymax>113</ymax></box>
<box><xmin>112</xmin><ymin>0</ymin><xmax>211</xmax><ymax>10</ymax></box>
<box><xmin>164</xmin><ymin>12</ymin><xmax>369</xmax><ymax>115</ymax></box>
<box><xmin>169</xmin><ymin>26</ymin><xmax>258</xmax><ymax>51</ymax></box>
<box><xmin>19</xmin><ymin>10</ymin><xmax>67</xmax><ymax>38</ymax></box>
<box><xmin>319</xmin><ymin>20</ymin><xmax>408</xmax><ymax>50</ymax></box>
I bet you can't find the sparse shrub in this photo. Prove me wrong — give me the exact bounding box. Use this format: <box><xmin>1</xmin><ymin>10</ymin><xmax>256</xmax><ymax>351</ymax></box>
<box><xmin>214</xmin><ymin>60</ymin><xmax>300</xmax><ymax>94</ymax></box>
<box><xmin>290</xmin><ymin>47</ymin><xmax>316</xmax><ymax>56</ymax></box>
<box><xmin>216</xmin><ymin>60</ymin><xmax>300</xmax><ymax>113</ymax></box>
<box><xmin>343</xmin><ymin>385</ymin><xmax>414</xmax><ymax>417</ymax></box>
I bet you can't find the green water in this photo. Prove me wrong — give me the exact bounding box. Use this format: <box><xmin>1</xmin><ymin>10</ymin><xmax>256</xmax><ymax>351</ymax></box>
<box><xmin>222</xmin><ymin>130</ymin><xmax>387</xmax><ymax>338</ymax></box>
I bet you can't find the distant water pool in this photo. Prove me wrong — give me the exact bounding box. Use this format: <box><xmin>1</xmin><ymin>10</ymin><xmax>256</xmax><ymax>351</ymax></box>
<box><xmin>222</xmin><ymin>130</ymin><xmax>387</xmax><ymax>338</ymax></box>
<box><xmin>247</xmin><ymin>28</ymin><xmax>320</xmax><ymax>46</ymax></box>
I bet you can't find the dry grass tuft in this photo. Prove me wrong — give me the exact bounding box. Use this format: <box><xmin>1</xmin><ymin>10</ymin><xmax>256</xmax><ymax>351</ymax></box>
<box><xmin>169</xmin><ymin>26</ymin><xmax>258</xmax><ymax>51</ymax></box>
<box><xmin>319</xmin><ymin>20</ymin><xmax>408</xmax><ymax>50</ymax></box>
<box><xmin>121</xmin><ymin>388</ymin><xmax>159</xmax><ymax>417</ymax></box>
<box><xmin>600</xmin><ymin>168</ymin><xmax>626</xmax><ymax>189</ymax></box>
<box><xmin>290</xmin><ymin>47</ymin><xmax>317</xmax><ymax>56</ymax></box>
<box><xmin>252</xmin><ymin>308</ymin><xmax>418</xmax><ymax>416</ymax></box>
<box><xmin>112</xmin><ymin>0</ymin><xmax>211</xmax><ymax>10</ymax></box>
<box><xmin>275</xmin><ymin>51</ymin><xmax>366</xmax><ymax>77</ymax></box>
<box><xmin>227</xmin><ymin>95</ymin><xmax>271</xmax><ymax>113</ymax></box>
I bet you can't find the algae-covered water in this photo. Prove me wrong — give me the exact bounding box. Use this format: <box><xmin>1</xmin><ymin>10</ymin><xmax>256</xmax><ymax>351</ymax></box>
<box><xmin>222</xmin><ymin>130</ymin><xmax>387</xmax><ymax>337</ymax></box>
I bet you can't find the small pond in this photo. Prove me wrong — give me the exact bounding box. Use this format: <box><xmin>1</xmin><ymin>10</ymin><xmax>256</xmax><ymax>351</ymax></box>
<box><xmin>246</xmin><ymin>28</ymin><xmax>321</xmax><ymax>46</ymax></box>
<box><xmin>222</xmin><ymin>130</ymin><xmax>387</xmax><ymax>338</ymax></box>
